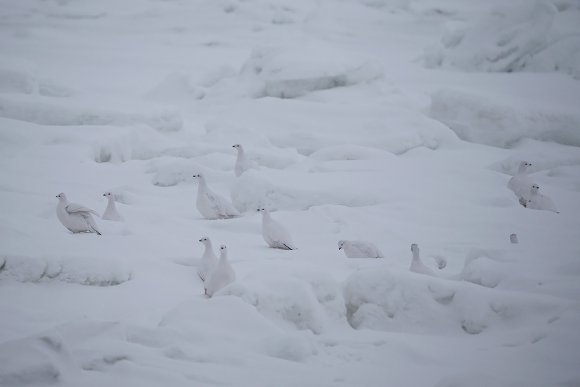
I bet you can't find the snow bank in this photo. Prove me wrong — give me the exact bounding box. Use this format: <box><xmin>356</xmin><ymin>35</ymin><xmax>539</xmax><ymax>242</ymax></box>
<box><xmin>430</xmin><ymin>89</ymin><xmax>580</xmax><ymax>147</ymax></box>
<box><xmin>239</xmin><ymin>45</ymin><xmax>383</xmax><ymax>99</ymax></box>
<box><xmin>0</xmin><ymin>95</ymin><xmax>182</xmax><ymax>132</ymax></box>
<box><xmin>424</xmin><ymin>1</ymin><xmax>580</xmax><ymax>78</ymax></box>
<box><xmin>0</xmin><ymin>255</ymin><xmax>131</xmax><ymax>286</ymax></box>
<box><xmin>222</xmin><ymin>268</ymin><xmax>347</xmax><ymax>334</ymax></box>
<box><xmin>343</xmin><ymin>267</ymin><xmax>565</xmax><ymax>335</ymax></box>
<box><xmin>160</xmin><ymin>296</ymin><xmax>317</xmax><ymax>362</ymax></box>
<box><xmin>0</xmin><ymin>334</ymin><xmax>68</xmax><ymax>386</ymax></box>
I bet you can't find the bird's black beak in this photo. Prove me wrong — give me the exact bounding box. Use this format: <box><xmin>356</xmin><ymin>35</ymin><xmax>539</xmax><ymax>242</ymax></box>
<box><xmin>198</xmin><ymin>239</ymin><xmax>202</xmax><ymax>242</ymax></box>
<box><xmin>338</xmin><ymin>247</ymin><xmax>342</xmax><ymax>250</ymax></box>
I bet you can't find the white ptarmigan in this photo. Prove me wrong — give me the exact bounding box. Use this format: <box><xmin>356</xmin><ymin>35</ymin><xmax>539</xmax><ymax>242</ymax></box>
<box><xmin>508</xmin><ymin>161</ymin><xmax>536</xmax><ymax>198</ymax></box>
<box><xmin>232</xmin><ymin>144</ymin><xmax>252</xmax><ymax>177</ymax></box>
<box><xmin>204</xmin><ymin>244</ymin><xmax>236</xmax><ymax>297</ymax></box>
<box><xmin>409</xmin><ymin>243</ymin><xmax>436</xmax><ymax>276</ymax></box>
<box><xmin>338</xmin><ymin>240</ymin><xmax>383</xmax><ymax>258</ymax></box>
<box><xmin>523</xmin><ymin>184</ymin><xmax>560</xmax><ymax>213</ymax></box>
<box><xmin>257</xmin><ymin>208</ymin><xmax>297</xmax><ymax>250</ymax></box>
<box><xmin>56</xmin><ymin>193</ymin><xmax>101</xmax><ymax>235</ymax></box>
<box><xmin>102</xmin><ymin>192</ymin><xmax>123</xmax><ymax>221</ymax></box>
<box><xmin>197</xmin><ymin>236</ymin><xmax>218</xmax><ymax>282</ymax></box>
<box><xmin>193</xmin><ymin>173</ymin><xmax>240</xmax><ymax>219</ymax></box>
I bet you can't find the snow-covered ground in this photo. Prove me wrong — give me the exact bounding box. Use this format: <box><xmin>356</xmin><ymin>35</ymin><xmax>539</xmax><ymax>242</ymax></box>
<box><xmin>1</xmin><ymin>0</ymin><xmax>580</xmax><ymax>386</ymax></box>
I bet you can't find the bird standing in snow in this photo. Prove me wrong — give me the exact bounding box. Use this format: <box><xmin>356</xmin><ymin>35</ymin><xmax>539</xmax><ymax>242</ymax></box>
<box><xmin>102</xmin><ymin>192</ymin><xmax>123</xmax><ymax>221</ymax></box>
<box><xmin>232</xmin><ymin>144</ymin><xmax>251</xmax><ymax>177</ymax></box>
<box><xmin>338</xmin><ymin>240</ymin><xmax>383</xmax><ymax>258</ymax></box>
<box><xmin>409</xmin><ymin>243</ymin><xmax>443</xmax><ymax>276</ymax></box>
<box><xmin>205</xmin><ymin>244</ymin><xmax>236</xmax><ymax>297</ymax></box>
<box><xmin>508</xmin><ymin>161</ymin><xmax>535</xmax><ymax>198</ymax></box>
<box><xmin>197</xmin><ymin>236</ymin><xmax>218</xmax><ymax>282</ymax></box>
<box><xmin>56</xmin><ymin>193</ymin><xmax>101</xmax><ymax>235</ymax></box>
<box><xmin>193</xmin><ymin>173</ymin><xmax>240</xmax><ymax>219</ymax></box>
<box><xmin>257</xmin><ymin>208</ymin><xmax>297</xmax><ymax>250</ymax></box>
<box><xmin>523</xmin><ymin>184</ymin><xmax>559</xmax><ymax>213</ymax></box>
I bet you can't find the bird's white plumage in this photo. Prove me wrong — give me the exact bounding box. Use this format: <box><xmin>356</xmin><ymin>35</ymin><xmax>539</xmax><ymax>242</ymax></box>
<box><xmin>524</xmin><ymin>185</ymin><xmax>559</xmax><ymax>213</ymax></box>
<box><xmin>56</xmin><ymin>193</ymin><xmax>101</xmax><ymax>235</ymax></box>
<box><xmin>233</xmin><ymin>144</ymin><xmax>252</xmax><ymax>177</ymax></box>
<box><xmin>193</xmin><ymin>174</ymin><xmax>240</xmax><ymax>219</ymax></box>
<box><xmin>508</xmin><ymin>161</ymin><xmax>536</xmax><ymax>198</ymax></box>
<box><xmin>205</xmin><ymin>245</ymin><xmax>236</xmax><ymax>297</ymax></box>
<box><xmin>338</xmin><ymin>240</ymin><xmax>383</xmax><ymax>258</ymax></box>
<box><xmin>409</xmin><ymin>244</ymin><xmax>436</xmax><ymax>276</ymax></box>
<box><xmin>102</xmin><ymin>192</ymin><xmax>123</xmax><ymax>221</ymax></box>
<box><xmin>258</xmin><ymin>208</ymin><xmax>296</xmax><ymax>250</ymax></box>
<box><xmin>197</xmin><ymin>237</ymin><xmax>218</xmax><ymax>282</ymax></box>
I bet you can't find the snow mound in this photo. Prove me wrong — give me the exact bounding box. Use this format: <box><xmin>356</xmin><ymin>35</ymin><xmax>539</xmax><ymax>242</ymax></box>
<box><xmin>160</xmin><ymin>296</ymin><xmax>318</xmax><ymax>363</ymax></box>
<box><xmin>343</xmin><ymin>268</ymin><xmax>565</xmax><ymax>335</ymax></box>
<box><xmin>0</xmin><ymin>64</ymin><xmax>72</xmax><ymax>97</ymax></box>
<box><xmin>240</xmin><ymin>46</ymin><xmax>383</xmax><ymax>98</ymax></box>
<box><xmin>461</xmin><ymin>256</ymin><xmax>505</xmax><ymax>288</ymax></box>
<box><xmin>424</xmin><ymin>1</ymin><xmax>580</xmax><ymax>78</ymax></box>
<box><xmin>93</xmin><ymin>134</ymin><xmax>133</xmax><ymax>164</ymax></box>
<box><xmin>430</xmin><ymin>89</ymin><xmax>580</xmax><ymax>147</ymax></box>
<box><xmin>0</xmin><ymin>255</ymin><xmax>131</xmax><ymax>286</ymax></box>
<box><xmin>222</xmin><ymin>268</ymin><xmax>347</xmax><ymax>334</ymax></box>
<box><xmin>0</xmin><ymin>334</ymin><xmax>68</xmax><ymax>387</ymax></box>
<box><xmin>0</xmin><ymin>95</ymin><xmax>182</xmax><ymax>132</ymax></box>
<box><xmin>0</xmin><ymin>321</ymin><xmax>129</xmax><ymax>386</ymax></box>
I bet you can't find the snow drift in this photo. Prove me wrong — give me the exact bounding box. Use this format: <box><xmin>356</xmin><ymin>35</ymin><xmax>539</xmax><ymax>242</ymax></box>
<box><xmin>425</xmin><ymin>1</ymin><xmax>580</xmax><ymax>79</ymax></box>
<box><xmin>430</xmin><ymin>89</ymin><xmax>580</xmax><ymax>147</ymax></box>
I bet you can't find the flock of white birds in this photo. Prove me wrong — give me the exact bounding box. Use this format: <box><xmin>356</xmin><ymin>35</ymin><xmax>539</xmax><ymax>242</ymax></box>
<box><xmin>508</xmin><ymin>161</ymin><xmax>560</xmax><ymax>213</ymax></box>
<box><xmin>55</xmin><ymin>151</ymin><xmax>560</xmax><ymax>297</ymax></box>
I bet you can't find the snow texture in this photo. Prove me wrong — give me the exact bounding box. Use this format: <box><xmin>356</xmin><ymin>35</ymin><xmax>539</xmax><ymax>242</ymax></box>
<box><xmin>1</xmin><ymin>0</ymin><xmax>580</xmax><ymax>386</ymax></box>
<box><xmin>425</xmin><ymin>1</ymin><xmax>580</xmax><ymax>79</ymax></box>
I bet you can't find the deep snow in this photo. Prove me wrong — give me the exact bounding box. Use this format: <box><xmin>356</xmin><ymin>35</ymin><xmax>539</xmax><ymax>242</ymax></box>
<box><xmin>1</xmin><ymin>0</ymin><xmax>580</xmax><ymax>386</ymax></box>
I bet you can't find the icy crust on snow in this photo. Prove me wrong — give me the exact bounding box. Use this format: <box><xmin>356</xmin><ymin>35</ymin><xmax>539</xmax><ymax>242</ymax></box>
<box><xmin>430</xmin><ymin>89</ymin><xmax>580</xmax><ymax>148</ymax></box>
<box><xmin>424</xmin><ymin>1</ymin><xmax>580</xmax><ymax>79</ymax></box>
<box><xmin>343</xmin><ymin>266</ymin><xmax>566</xmax><ymax>336</ymax></box>
<box><xmin>0</xmin><ymin>255</ymin><xmax>131</xmax><ymax>286</ymax></box>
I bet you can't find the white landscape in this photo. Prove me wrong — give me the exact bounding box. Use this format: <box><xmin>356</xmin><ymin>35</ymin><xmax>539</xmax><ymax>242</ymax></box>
<box><xmin>1</xmin><ymin>0</ymin><xmax>580</xmax><ymax>386</ymax></box>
